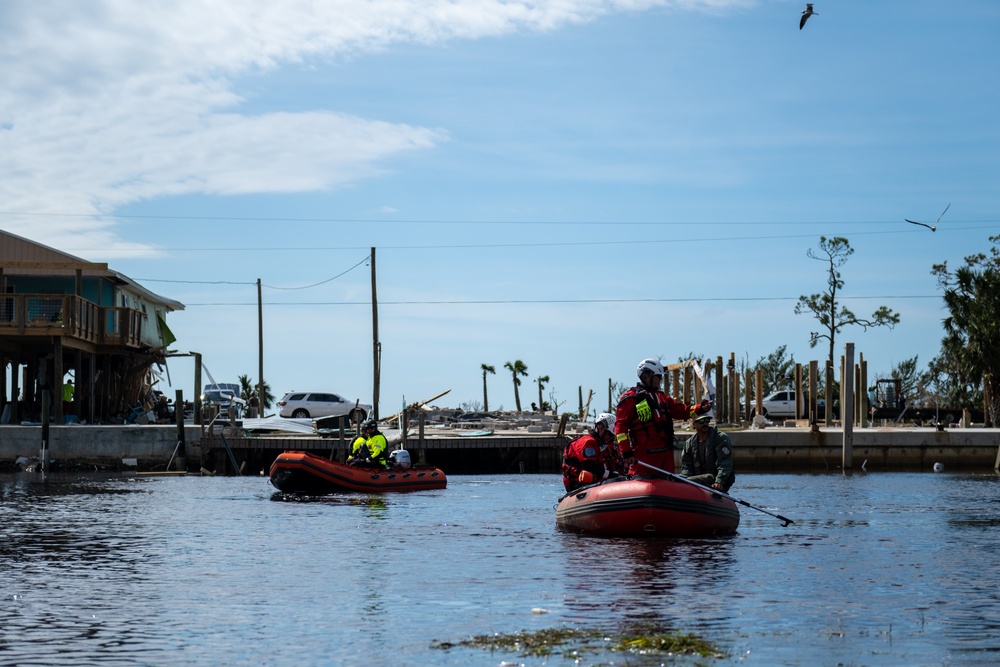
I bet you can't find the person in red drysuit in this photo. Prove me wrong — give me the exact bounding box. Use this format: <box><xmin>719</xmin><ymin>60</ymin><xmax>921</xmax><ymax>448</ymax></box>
<box><xmin>615</xmin><ymin>358</ymin><xmax>712</xmax><ymax>475</ymax></box>
<box><xmin>561</xmin><ymin>412</ymin><xmax>623</xmax><ymax>492</ymax></box>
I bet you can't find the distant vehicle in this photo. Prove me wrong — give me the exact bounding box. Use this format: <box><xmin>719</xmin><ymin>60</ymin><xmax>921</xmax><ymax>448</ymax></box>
<box><xmin>277</xmin><ymin>392</ymin><xmax>371</xmax><ymax>422</ymax></box>
<box><xmin>870</xmin><ymin>378</ymin><xmax>983</xmax><ymax>425</ymax></box>
<box><xmin>755</xmin><ymin>390</ymin><xmax>826</xmax><ymax>419</ymax></box>
<box><xmin>202</xmin><ymin>383</ymin><xmax>245</xmax><ymax>417</ymax></box>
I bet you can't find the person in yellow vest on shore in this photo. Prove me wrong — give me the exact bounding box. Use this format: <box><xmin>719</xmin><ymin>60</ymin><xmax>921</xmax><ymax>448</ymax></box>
<box><xmin>62</xmin><ymin>378</ymin><xmax>75</xmax><ymax>415</ymax></box>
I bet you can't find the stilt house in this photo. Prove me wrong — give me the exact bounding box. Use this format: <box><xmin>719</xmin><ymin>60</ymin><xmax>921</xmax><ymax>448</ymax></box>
<box><xmin>0</xmin><ymin>229</ymin><xmax>183</xmax><ymax>424</ymax></box>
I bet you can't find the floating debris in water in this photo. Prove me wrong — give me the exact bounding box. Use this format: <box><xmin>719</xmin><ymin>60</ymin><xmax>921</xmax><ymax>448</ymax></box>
<box><xmin>530</xmin><ymin>607</ymin><xmax>549</xmax><ymax>614</ymax></box>
<box><xmin>430</xmin><ymin>622</ymin><xmax>722</xmax><ymax>660</ymax></box>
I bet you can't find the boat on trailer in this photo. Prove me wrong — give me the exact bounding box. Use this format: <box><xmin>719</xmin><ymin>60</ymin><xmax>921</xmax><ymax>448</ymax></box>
<box><xmin>269</xmin><ymin>450</ymin><xmax>446</xmax><ymax>494</ymax></box>
<box><xmin>556</xmin><ymin>475</ymin><xmax>740</xmax><ymax>537</ymax></box>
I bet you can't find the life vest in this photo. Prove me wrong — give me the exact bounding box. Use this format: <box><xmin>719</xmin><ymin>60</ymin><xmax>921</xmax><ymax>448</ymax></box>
<box><xmin>616</xmin><ymin>386</ymin><xmax>675</xmax><ymax>454</ymax></box>
<box><xmin>366</xmin><ymin>433</ymin><xmax>389</xmax><ymax>464</ymax></box>
<box><xmin>616</xmin><ymin>384</ymin><xmax>702</xmax><ymax>474</ymax></box>
<box><xmin>350</xmin><ymin>436</ymin><xmax>367</xmax><ymax>457</ymax></box>
<box><xmin>561</xmin><ymin>433</ymin><xmax>608</xmax><ymax>491</ymax></box>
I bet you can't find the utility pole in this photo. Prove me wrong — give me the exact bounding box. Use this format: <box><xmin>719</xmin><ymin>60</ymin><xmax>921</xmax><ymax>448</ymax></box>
<box><xmin>370</xmin><ymin>247</ymin><xmax>380</xmax><ymax>420</ymax></box>
<box><xmin>257</xmin><ymin>278</ymin><xmax>264</xmax><ymax>417</ymax></box>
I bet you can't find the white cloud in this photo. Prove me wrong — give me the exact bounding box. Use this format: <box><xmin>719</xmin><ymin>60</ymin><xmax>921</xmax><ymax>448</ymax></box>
<box><xmin>0</xmin><ymin>0</ymin><xmax>752</xmax><ymax>252</ymax></box>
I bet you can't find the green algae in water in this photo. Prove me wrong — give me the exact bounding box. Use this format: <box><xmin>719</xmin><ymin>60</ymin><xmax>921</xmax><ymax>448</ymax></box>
<box><xmin>431</xmin><ymin>623</ymin><xmax>722</xmax><ymax>661</ymax></box>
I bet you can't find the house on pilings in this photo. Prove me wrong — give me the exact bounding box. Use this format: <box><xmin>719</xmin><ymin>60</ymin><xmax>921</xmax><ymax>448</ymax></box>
<box><xmin>1</xmin><ymin>229</ymin><xmax>183</xmax><ymax>425</ymax></box>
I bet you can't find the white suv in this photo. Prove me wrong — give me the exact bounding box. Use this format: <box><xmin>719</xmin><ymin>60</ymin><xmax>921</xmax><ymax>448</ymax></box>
<box><xmin>757</xmin><ymin>390</ymin><xmax>826</xmax><ymax>419</ymax></box>
<box><xmin>277</xmin><ymin>392</ymin><xmax>371</xmax><ymax>421</ymax></box>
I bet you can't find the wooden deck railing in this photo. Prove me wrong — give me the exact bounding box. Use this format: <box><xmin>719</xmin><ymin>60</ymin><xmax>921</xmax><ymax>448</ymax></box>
<box><xmin>0</xmin><ymin>294</ymin><xmax>143</xmax><ymax>348</ymax></box>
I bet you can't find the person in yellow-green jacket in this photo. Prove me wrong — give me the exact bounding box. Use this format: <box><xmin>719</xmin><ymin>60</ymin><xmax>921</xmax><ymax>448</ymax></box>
<box><xmin>62</xmin><ymin>378</ymin><xmax>75</xmax><ymax>415</ymax></box>
<box><xmin>348</xmin><ymin>420</ymin><xmax>371</xmax><ymax>462</ymax></box>
<box><xmin>364</xmin><ymin>420</ymin><xmax>389</xmax><ymax>467</ymax></box>
<box><xmin>348</xmin><ymin>420</ymin><xmax>388</xmax><ymax>467</ymax></box>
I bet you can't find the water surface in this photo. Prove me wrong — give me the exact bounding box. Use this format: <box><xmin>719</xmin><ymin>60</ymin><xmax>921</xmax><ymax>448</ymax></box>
<box><xmin>1</xmin><ymin>471</ymin><xmax>998</xmax><ymax>666</ymax></box>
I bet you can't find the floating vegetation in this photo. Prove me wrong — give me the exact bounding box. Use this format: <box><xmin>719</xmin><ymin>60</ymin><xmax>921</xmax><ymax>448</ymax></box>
<box><xmin>431</xmin><ymin>621</ymin><xmax>722</xmax><ymax>662</ymax></box>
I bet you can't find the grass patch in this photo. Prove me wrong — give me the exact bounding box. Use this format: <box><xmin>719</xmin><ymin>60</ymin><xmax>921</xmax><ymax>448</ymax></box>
<box><xmin>431</xmin><ymin>622</ymin><xmax>722</xmax><ymax>661</ymax></box>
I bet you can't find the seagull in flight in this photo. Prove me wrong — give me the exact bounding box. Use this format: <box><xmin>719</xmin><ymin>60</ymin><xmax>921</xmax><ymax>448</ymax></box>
<box><xmin>905</xmin><ymin>203</ymin><xmax>951</xmax><ymax>232</ymax></box>
<box><xmin>800</xmin><ymin>3</ymin><xmax>817</xmax><ymax>30</ymax></box>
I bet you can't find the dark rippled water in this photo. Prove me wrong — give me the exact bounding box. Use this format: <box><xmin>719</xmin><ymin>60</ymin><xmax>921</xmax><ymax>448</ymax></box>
<box><xmin>2</xmin><ymin>471</ymin><xmax>998</xmax><ymax>666</ymax></box>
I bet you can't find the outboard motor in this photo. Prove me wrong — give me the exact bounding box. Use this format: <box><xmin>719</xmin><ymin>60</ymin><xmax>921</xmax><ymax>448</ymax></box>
<box><xmin>388</xmin><ymin>449</ymin><xmax>411</xmax><ymax>469</ymax></box>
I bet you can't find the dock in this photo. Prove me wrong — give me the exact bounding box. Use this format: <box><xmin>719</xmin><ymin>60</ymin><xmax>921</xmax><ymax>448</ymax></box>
<box><xmin>1</xmin><ymin>423</ymin><xmax>998</xmax><ymax>475</ymax></box>
<box><xmin>195</xmin><ymin>424</ymin><xmax>1000</xmax><ymax>475</ymax></box>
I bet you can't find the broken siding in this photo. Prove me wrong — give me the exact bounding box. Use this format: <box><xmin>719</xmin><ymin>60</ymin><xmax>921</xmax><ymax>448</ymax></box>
<box><xmin>118</xmin><ymin>288</ymin><xmax>172</xmax><ymax>348</ymax></box>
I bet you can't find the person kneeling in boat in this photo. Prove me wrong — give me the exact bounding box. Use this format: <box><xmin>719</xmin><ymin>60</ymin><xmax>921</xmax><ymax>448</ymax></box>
<box><xmin>561</xmin><ymin>413</ymin><xmax>623</xmax><ymax>492</ymax></box>
<box><xmin>680</xmin><ymin>415</ymin><xmax>735</xmax><ymax>492</ymax></box>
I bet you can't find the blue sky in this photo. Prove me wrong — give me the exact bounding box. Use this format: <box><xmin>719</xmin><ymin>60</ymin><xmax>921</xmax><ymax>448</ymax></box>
<box><xmin>2</xmin><ymin>0</ymin><xmax>998</xmax><ymax>415</ymax></box>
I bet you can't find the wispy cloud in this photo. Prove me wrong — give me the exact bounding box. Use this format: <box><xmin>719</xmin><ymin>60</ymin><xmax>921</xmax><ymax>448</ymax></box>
<box><xmin>0</xmin><ymin>0</ymin><xmax>751</xmax><ymax>254</ymax></box>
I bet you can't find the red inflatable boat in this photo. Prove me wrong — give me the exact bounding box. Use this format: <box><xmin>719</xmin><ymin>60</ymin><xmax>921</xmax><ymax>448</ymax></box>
<box><xmin>269</xmin><ymin>450</ymin><xmax>446</xmax><ymax>494</ymax></box>
<box><xmin>556</xmin><ymin>475</ymin><xmax>740</xmax><ymax>537</ymax></box>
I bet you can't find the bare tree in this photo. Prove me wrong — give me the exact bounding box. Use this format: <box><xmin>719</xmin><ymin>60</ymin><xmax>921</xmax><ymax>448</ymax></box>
<box><xmin>795</xmin><ymin>236</ymin><xmax>900</xmax><ymax>372</ymax></box>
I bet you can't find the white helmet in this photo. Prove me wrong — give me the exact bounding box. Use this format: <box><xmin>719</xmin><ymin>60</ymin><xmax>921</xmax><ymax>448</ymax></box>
<box><xmin>595</xmin><ymin>412</ymin><xmax>615</xmax><ymax>431</ymax></box>
<box><xmin>636</xmin><ymin>358</ymin><xmax>665</xmax><ymax>378</ymax></box>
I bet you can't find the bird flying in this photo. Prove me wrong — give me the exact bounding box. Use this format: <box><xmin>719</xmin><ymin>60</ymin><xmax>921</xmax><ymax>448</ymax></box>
<box><xmin>905</xmin><ymin>203</ymin><xmax>951</xmax><ymax>232</ymax></box>
<box><xmin>800</xmin><ymin>3</ymin><xmax>817</xmax><ymax>30</ymax></box>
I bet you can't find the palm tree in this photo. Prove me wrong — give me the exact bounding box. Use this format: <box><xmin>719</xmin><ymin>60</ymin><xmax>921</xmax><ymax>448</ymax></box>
<box><xmin>536</xmin><ymin>375</ymin><xmax>550</xmax><ymax>413</ymax></box>
<box><xmin>504</xmin><ymin>360</ymin><xmax>528</xmax><ymax>412</ymax></box>
<box><xmin>480</xmin><ymin>364</ymin><xmax>495</xmax><ymax>412</ymax></box>
<box><xmin>238</xmin><ymin>374</ymin><xmax>275</xmax><ymax>412</ymax></box>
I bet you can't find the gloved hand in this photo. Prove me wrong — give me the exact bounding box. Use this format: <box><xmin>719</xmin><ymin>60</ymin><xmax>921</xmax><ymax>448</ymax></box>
<box><xmin>696</xmin><ymin>399</ymin><xmax>713</xmax><ymax>415</ymax></box>
<box><xmin>577</xmin><ymin>470</ymin><xmax>595</xmax><ymax>484</ymax></box>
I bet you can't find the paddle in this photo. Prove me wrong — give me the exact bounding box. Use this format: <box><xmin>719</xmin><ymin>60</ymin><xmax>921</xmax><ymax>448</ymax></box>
<box><xmin>636</xmin><ymin>460</ymin><xmax>795</xmax><ymax>527</ymax></box>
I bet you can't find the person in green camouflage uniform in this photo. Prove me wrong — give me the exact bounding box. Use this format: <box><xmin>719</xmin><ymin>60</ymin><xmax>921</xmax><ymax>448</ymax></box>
<box><xmin>680</xmin><ymin>415</ymin><xmax>735</xmax><ymax>491</ymax></box>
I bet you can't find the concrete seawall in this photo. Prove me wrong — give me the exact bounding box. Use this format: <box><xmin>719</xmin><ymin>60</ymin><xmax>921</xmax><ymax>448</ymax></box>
<box><xmin>730</xmin><ymin>427</ymin><xmax>1000</xmax><ymax>472</ymax></box>
<box><xmin>387</xmin><ymin>427</ymin><xmax>999</xmax><ymax>474</ymax></box>
<box><xmin>1</xmin><ymin>425</ymin><xmax>998</xmax><ymax>474</ymax></box>
<box><xmin>0</xmin><ymin>425</ymin><xmax>204</xmax><ymax>471</ymax></box>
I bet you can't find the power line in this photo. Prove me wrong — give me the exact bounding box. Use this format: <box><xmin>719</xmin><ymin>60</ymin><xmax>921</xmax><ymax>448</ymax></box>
<box><xmin>136</xmin><ymin>278</ymin><xmax>257</xmax><ymax>285</ymax></box>
<box><xmin>261</xmin><ymin>254</ymin><xmax>369</xmax><ymax>290</ymax></box>
<box><xmin>2</xmin><ymin>209</ymin><xmax>997</xmax><ymax>226</ymax></box>
<box><xmin>180</xmin><ymin>295</ymin><xmax>940</xmax><ymax>306</ymax></box>
<box><xmin>136</xmin><ymin>253</ymin><xmax>371</xmax><ymax>290</ymax></box>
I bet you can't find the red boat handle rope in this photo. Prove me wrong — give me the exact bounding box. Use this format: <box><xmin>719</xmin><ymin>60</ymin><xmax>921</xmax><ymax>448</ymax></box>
<box><xmin>636</xmin><ymin>461</ymin><xmax>795</xmax><ymax>527</ymax></box>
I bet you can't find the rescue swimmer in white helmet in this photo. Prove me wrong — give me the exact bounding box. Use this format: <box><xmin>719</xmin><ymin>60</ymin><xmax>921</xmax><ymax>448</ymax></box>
<box><xmin>615</xmin><ymin>358</ymin><xmax>712</xmax><ymax>475</ymax></box>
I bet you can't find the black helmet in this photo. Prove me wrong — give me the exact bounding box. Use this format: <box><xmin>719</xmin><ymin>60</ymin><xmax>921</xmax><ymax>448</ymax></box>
<box><xmin>363</xmin><ymin>419</ymin><xmax>378</xmax><ymax>431</ymax></box>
